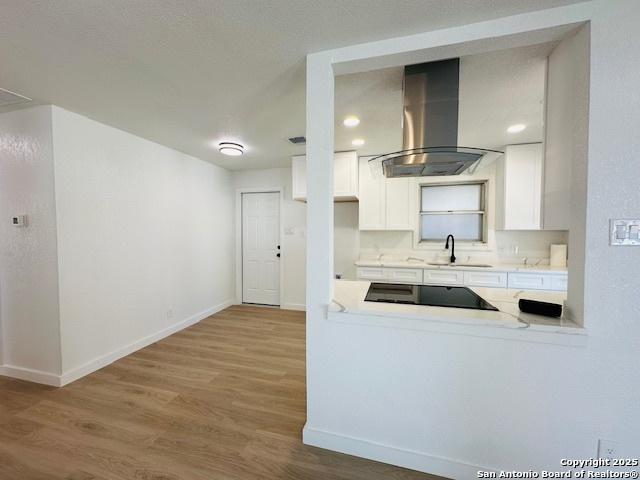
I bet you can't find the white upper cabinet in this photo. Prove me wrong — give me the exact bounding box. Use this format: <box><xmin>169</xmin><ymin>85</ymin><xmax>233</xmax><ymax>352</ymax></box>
<box><xmin>333</xmin><ymin>152</ymin><xmax>359</xmax><ymax>200</ymax></box>
<box><xmin>385</xmin><ymin>177</ymin><xmax>414</xmax><ymax>231</ymax></box>
<box><xmin>291</xmin><ymin>151</ymin><xmax>358</xmax><ymax>202</ymax></box>
<box><xmin>358</xmin><ymin>155</ymin><xmax>414</xmax><ymax>231</ymax></box>
<box><xmin>496</xmin><ymin>143</ymin><xmax>543</xmax><ymax>230</ymax></box>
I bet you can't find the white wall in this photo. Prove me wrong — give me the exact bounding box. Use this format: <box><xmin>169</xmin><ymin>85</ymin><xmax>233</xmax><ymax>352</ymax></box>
<box><xmin>232</xmin><ymin>167</ymin><xmax>359</xmax><ymax>309</ymax></box>
<box><xmin>333</xmin><ymin>202</ymin><xmax>359</xmax><ymax>279</ymax></box>
<box><xmin>305</xmin><ymin>2</ymin><xmax>640</xmax><ymax>478</ymax></box>
<box><xmin>51</xmin><ymin>107</ymin><xmax>235</xmax><ymax>377</ymax></box>
<box><xmin>546</xmin><ymin>25</ymin><xmax>590</xmax><ymax>322</ymax></box>
<box><xmin>0</xmin><ymin>106</ymin><xmax>62</xmax><ymax>379</ymax></box>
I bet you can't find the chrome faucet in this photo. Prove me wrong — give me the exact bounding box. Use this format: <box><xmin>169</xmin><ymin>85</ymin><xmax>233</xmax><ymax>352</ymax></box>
<box><xmin>445</xmin><ymin>234</ymin><xmax>456</xmax><ymax>263</ymax></box>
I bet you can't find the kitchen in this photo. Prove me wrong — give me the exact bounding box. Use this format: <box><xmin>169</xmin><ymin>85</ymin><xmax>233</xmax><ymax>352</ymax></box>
<box><xmin>289</xmin><ymin>25</ymin><xmax>588</xmax><ymax>331</ymax></box>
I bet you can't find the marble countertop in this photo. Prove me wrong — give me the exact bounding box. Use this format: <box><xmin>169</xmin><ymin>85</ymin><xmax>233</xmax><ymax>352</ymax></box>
<box><xmin>330</xmin><ymin>280</ymin><xmax>582</xmax><ymax>334</ymax></box>
<box><xmin>354</xmin><ymin>259</ymin><xmax>568</xmax><ymax>275</ymax></box>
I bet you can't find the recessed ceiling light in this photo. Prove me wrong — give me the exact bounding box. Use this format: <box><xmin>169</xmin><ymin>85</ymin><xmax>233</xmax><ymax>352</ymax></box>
<box><xmin>507</xmin><ymin>124</ymin><xmax>526</xmax><ymax>133</ymax></box>
<box><xmin>218</xmin><ymin>142</ymin><xmax>244</xmax><ymax>156</ymax></box>
<box><xmin>343</xmin><ymin>116</ymin><xmax>360</xmax><ymax>127</ymax></box>
<box><xmin>352</xmin><ymin>138</ymin><xmax>365</xmax><ymax>147</ymax></box>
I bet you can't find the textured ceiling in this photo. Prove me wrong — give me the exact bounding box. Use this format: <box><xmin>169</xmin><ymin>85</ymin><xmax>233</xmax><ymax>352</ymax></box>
<box><xmin>0</xmin><ymin>0</ymin><xmax>584</xmax><ymax>170</ymax></box>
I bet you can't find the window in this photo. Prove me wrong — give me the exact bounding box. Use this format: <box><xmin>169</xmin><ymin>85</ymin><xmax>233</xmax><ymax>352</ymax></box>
<box><xmin>420</xmin><ymin>182</ymin><xmax>486</xmax><ymax>242</ymax></box>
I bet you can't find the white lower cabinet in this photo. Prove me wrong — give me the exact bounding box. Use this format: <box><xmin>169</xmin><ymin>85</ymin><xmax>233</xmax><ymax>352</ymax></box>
<box><xmin>356</xmin><ymin>267</ymin><xmax>423</xmax><ymax>284</ymax></box>
<box><xmin>423</xmin><ymin>269</ymin><xmax>464</xmax><ymax>286</ymax></box>
<box><xmin>506</xmin><ymin>273</ymin><xmax>567</xmax><ymax>292</ymax></box>
<box><xmin>507</xmin><ymin>273</ymin><xmax>552</xmax><ymax>290</ymax></box>
<box><xmin>356</xmin><ymin>267</ymin><xmax>388</xmax><ymax>282</ymax></box>
<box><xmin>387</xmin><ymin>268</ymin><xmax>423</xmax><ymax>284</ymax></box>
<box><xmin>463</xmin><ymin>271</ymin><xmax>508</xmax><ymax>288</ymax></box>
<box><xmin>357</xmin><ymin>266</ymin><xmax>567</xmax><ymax>291</ymax></box>
<box><xmin>551</xmin><ymin>275</ymin><xmax>568</xmax><ymax>291</ymax></box>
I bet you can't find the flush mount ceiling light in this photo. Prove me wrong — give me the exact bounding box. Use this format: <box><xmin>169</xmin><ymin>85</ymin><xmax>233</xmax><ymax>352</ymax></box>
<box><xmin>507</xmin><ymin>124</ymin><xmax>526</xmax><ymax>133</ymax></box>
<box><xmin>352</xmin><ymin>138</ymin><xmax>365</xmax><ymax>147</ymax></box>
<box><xmin>343</xmin><ymin>116</ymin><xmax>360</xmax><ymax>127</ymax></box>
<box><xmin>218</xmin><ymin>142</ymin><xmax>244</xmax><ymax>156</ymax></box>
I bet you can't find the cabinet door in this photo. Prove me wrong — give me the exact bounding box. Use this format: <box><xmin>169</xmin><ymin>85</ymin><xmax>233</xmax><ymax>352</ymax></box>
<box><xmin>291</xmin><ymin>155</ymin><xmax>307</xmax><ymax>201</ymax></box>
<box><xmin>334</xmin><ymin>151</ymin><xmax>358</xmax><ymax>200</ymax></box>
<box><xmin>502</xmin><ymin>144</ymin><xmax>543</xmax><ymax>230</ymax></box>
<box><xmin>386</xmin><ymin>268</ymin><xmax>423</xmax><ymax>284</ymax></box>
<box><xmin>463</xmin><ymin>271</ymin><xmax>508</xmax><ymax>288</ymax></box>
<box><xmin>507</xmin><ymin>273</ymin><xmax>551</xmax><ymax>290</ymax></box>
<box><xmin>423</xmin><ymin>269</ymin><xmax>464</xmax><ymax>285</ymax></box>
<box><xmin>358</xmin><ymin>156</ymin><xmax>386</xmax><ymax>230</ymax></box>
<box><xmin>550</xmin><ymin>275</ymin><xmax>568</xmax><ymax>291</ymax></box>
<box><xmin>356</xmin><ymin>267</ymin><xmax>387</xmax><ymax>281</ymax></box>
<box><xmin>385</xmin><ymin>177</ymin><xmax>413</xmax><ymax>231</ymax></box>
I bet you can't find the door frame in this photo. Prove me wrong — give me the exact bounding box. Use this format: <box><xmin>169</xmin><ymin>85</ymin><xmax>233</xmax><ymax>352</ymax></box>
<box><xmin>235</xmin><ymin>187</ymin><xmax>284</xmax><ymax>307</ymax></box>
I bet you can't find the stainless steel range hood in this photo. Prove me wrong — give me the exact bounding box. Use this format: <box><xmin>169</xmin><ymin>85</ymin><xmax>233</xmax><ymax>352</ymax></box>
<box><xmin>370</xmin><ymin>59</ymin><xmax>502</xmax><ymax>177</ymax></box>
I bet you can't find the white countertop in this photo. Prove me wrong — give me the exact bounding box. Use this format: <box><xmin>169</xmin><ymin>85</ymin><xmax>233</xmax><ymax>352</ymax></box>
<box><xmin>354</xmin><ymin>259</ymin><xmax>568</xmax><ymax>275</ymax></box>
<box><xmin>330</xmin><ymin>280</ymin><xmax>582</xmax><ymax>335</ymax></box>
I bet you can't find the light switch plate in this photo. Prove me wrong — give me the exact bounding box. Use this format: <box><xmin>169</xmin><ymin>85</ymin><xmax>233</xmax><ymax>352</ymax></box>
<box><xmin>610</xmin><ymin>219</ymin><xmax>640</xmax><ymax>245</ymax></box>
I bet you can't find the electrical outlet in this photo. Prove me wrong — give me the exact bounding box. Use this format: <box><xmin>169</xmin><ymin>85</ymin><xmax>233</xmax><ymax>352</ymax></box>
<box><xmin>166</xmin><ymin>309</ymin><xmax>174</xmax><ymax>320</ymax></box>
<box><xmin>11</xmin><ymin>215</ymin><xmax>27</xmax><ymax>227</ymax></box>
<box><xmin>598</xmin><ymin>439</ymin><xmax>619</xmax><ymax>460</ymax></box>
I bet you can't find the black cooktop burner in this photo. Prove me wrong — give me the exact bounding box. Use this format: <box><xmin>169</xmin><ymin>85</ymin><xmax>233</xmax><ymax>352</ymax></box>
<box><xmin>364</xmin><ymin>283</ymin><xmax>498</xmax><ymax>311</ymax></box>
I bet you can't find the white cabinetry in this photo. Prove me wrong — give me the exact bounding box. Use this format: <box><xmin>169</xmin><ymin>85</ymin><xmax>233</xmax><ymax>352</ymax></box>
<box><xmin>358</xmin><ymin>156</ymin><xmax>414</xmax><ymax>230</ymax></box>
<box><xmin>507</xmin><ymin>272</ymin><xmax>552</xmax><ymax>290</ymax></box>
<box><xmin>291</xmin><ymin>151</ymin><xmax>358</xmax><ymax>202</ymax></box>
<box><xmin>496</xmin><ymin>142</ymin><xmax>573</xmax><ymax>231</ymax></box>
<box><xmin>506</xmin><ymin>272</ymin><xmax>566</xmax><ymax>291</ymax></box>
<box><xmin>387</xmin><ymin>268</ymin><xmax>423</xmax><ymax>284</ymax></box>
<box><xmin>506</xmin><ymin>272</ymin><xmax>567</xmax><ymax>291</ymax></box>
<box><xmin>496</xmin><ymin>143</ymin><xmax>543</xmax><ymax>230</ymax></box>
<box><xmin>356</xmin><ymin>267</ymin><xmax>423</xmax><ymax>284</ymax></box>
<box><xmin>355</xmin><ymin>267</ymin><xmax>387</xmax><ymax>282</ymax></box>
<box><xmin>463</xmin><ymin>271</ymin><xmax>507</xmax><ymax>288</ymax></box>
<box><xmin>356</xmin><ymin>265</ymin><xmax>567</xmax><ymax>291</ymax></box>
<box><xmin>422</xmin><ymin>269</ymin><xmax>464</xmax><ymax>285</ymax></box>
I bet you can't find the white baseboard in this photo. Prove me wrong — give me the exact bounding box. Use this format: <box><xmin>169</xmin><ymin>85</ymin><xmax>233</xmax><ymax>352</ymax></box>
<box><xmin>281</xmin><ymin>303</ymin><xmax>306</xmax><ymax>311</ymax></box>
<box><xmin>0</xmin><ymin>365</ymin><xmax>62</xmax><ymax>387</ymax></box>
<box><xmin>59</xmin><ymin>298</ymin><xmax>234</xmax><ymax>386</ymax></box>
<box><xmin>303</xmin><ymin>424</ymin><xmax>489</xmax><ymax>480</ymax></box>
<box><xmin>0</xmin><ymin>299</ymin><xmax>234</xmax><ymax>387</ymax></box>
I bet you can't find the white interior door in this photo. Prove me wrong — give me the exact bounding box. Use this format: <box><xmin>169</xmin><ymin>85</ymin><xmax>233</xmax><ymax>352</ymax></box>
<box><xmin>242</xmin><ymin>192</ymin><xmax>280</xmax><ymax>305</ymax></box>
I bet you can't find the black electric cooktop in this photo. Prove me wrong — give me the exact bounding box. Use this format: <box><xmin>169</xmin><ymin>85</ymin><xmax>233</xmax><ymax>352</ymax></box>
<box><xmin>364</xmin><ymin>283</ymin><xmax>499</xmax><ymax>311</ymax></box>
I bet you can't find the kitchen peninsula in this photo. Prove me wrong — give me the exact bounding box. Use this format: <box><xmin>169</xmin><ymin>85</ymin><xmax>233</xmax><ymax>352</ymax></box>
<box><xmin>330</xmin><ymin>279</ymin><xmax>585</xmax><ymax>346</ymax></box>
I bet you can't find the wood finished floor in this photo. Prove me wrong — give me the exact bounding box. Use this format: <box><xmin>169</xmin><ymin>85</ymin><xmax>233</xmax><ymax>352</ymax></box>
<box><xmin>0</xmin><ymin>305</ymin><xmax>444</xmax><ymax>480</ymax></box>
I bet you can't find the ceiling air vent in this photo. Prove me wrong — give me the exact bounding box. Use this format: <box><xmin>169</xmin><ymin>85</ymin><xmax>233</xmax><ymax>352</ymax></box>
<box><xmin>0</xmin><ymin>88</ymin><xmax>32</xmax><ymax>108</ymax></box>
<box><xmin>288</xmin><ymin>136</ymin><xmax>306</xmax><ymax>145</ymax></box>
